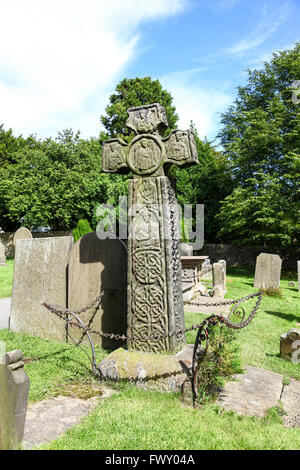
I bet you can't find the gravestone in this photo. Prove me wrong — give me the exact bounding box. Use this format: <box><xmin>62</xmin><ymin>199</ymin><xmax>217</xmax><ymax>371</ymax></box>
<box><xmin>254</xmin><ymin>253</ymin><xmax>282</xmax><ymax>290</ymax></box>
<box><xmin>0</xmin><ymin>350</ymin><xmax>30</xmax><ymax>450</ymax></box>
<box><xmin>212</xmin><ymin>262</ymin><xmax>224</xmax><ymax>298</ymax></box>
<box><xmin>68</xmin><ymin>232</ymin><xmax>127</xmax><ymax>350</ymax></box>
<box><xmin>0</xmin><ymin>241</ymin><xmax>7</xmax><ymax>266</ymax></box>
<box><xmin>180</xmin><ymin>243</ymin><xmax>193</xmax><ymax>256</ymax></box>
<box><xmin>218</xmin><ymin>259</ymin><xmax>226</xmax><ymax>293</ymax></box>
<box><xmin>10</xmin><ymin>237</ymin><xmax>73</xmax><ymax>341</ymax></box>
<box><xmin>280</xmin><ymin>329</ymin><xmax>300</xmax><ymax>363</ymax></box>
<box><xmin>102</xmin><ymin>103</ymin><xmax>198</xmax><ymax>354</ymax></box>
<box><xmin>13</xmin><ymin>227</ymin><xmax>32</xmax><ymax>246</ymax></box>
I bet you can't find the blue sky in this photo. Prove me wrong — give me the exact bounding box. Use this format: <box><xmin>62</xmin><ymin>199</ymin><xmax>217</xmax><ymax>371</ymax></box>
<box><xmin>0</xmin><ymin>0</ymin><xmax>299</xmax><ymax>142</ymax></box>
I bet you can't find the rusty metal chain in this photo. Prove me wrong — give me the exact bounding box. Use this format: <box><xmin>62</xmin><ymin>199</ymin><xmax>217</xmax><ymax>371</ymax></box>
<box><xmin>42</xmin><ymin>290</ymin><xmax>261</xmax><ymax>343</ymax></box>
<box><xmin>42</xmin><ymin>289</ymin><xmax>262</xmax><ymax>400</ymax></box>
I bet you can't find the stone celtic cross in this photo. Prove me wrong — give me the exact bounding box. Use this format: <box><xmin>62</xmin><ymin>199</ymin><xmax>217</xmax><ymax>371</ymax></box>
<box><xmin>102</xmin><ymin>103</ymin><xmax>198</xmax><ymax>354</ymax></box>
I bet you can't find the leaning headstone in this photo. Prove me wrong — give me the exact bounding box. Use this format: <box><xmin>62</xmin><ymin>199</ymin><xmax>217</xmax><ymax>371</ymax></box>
<box><xmin>102</xmin><ymin>103</ymin><xmax>198</xmax><ymax>354</ymax></box>
<box><xmin>13</xmin><ymin>227</ymin><xmax>32</xmax><ymax>246</ymax></box>
<box><xmin>280</xmin><ymin>329</ymin><xmax>300</xmax><ymax>363</ymax></box>
<box><xmin>0</xmin><ymin>241</ymin><xmax>7</xmax><ymax>266</ymax></box>
<box><xmin>298</xmin><ymin>261</ymin><xmax>300</xmax><ymax>292</ymax></box>
<box><xmin>9</xmin><ymin>237</ymin><xmax>73</xmax><ymax>341</ymax></box>
<box><xmin>0</xmin><ymin>349</ymin><xmax>30</xmax><ymax>450</ymax></box>
<box><xmin>68</xmin><ymin>232</ymin><xmax>127</xmax><ymax>350</ymax></box>
<box><xmin>212</xmin><ymin>262</ymin><xmax>224</xmax><ymax>298</ymax></box>
<box><xmin>254</xmin><ymin>253</ymin><xmax>282</xmax><ymax>290</ymax></box>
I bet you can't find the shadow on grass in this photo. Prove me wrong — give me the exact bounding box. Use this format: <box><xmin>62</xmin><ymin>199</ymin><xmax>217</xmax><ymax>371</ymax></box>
<box><xmin>265</xmin><ymin>310</ymin><xmax>300</xmax><ymax>323</ymax></box>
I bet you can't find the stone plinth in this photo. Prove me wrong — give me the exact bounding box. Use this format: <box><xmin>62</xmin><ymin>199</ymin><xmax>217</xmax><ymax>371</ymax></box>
<box><xmin>181</xmin><ymin>256</ymin><xmax>208</xmax><ymax>300</ymax></box>
<box><xmin>10</xmin><ymin>236</ymin><xmax>73</xmax><ymax>341</ymax></box>
<box><xmin>99</xmin><ymin>346</ymin><xmax>193</xmax><ymax>392</ymax></box>
<box><xmin>254</xmin><ymin>253</ymin><xmax>282</xmax><ymax>290</ymax></box>
<box><xmin>0</xmin><ymin>350</ymin><xmax>30</xmax><ymax>450</ymax></box>
<box><xmin>68</xmin><ymin>233</ymin><xmax>127</xmax><ymax>350</ymax></box>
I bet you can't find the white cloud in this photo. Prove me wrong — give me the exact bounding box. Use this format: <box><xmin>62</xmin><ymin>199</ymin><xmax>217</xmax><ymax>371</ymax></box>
<box><xmin>160</xmin><ymin>69</ymin><xmax>232</xmax><ymax>140</ymax></box>
<box><xmin>226</xmin><ymin>2</ymin><xmax>291</xmax><ymax>55</ymax></box>
<box><xmin>0</xmin><ymin>0</ymin><xmax>187</xmax><ymax>138</ymax></box>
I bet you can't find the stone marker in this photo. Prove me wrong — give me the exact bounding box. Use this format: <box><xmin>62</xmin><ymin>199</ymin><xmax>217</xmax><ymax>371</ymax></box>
<box><xmin>0</xmin><ymin>240</ymin><xmax>7</xmax><ymax>266</ymax></box>
<box><xmin>218</xmin><ymin>366</ymin><xmax>283</xmax><ymax>418</ymax></box>
<box><xmin>68</xmin><ymin>232</ymin><xmax>127</xmax><ymax>350</ymax></box>
<box><xmin>13</xmin><ymin>227</ymin><xmax>32</xmax><ymax>246</ymax></box>
<box><xmin>280</xmin><ymin>329</ymin><xmax>300</xmax><ymax>363</ymax></box>
<box><xmin>0</xmin><ymin>349</ymin><xmax>30</xmax><ymax>450</ymax></box>
<box><xmin>180</xmin><ymin>243</ymin><xmax>193</xmax><ymax>256</ymax></box>
<box><xmin>218</xmin><ymin>259</ymin><xmax>226</xmax><ymax>293</ymax></box>
<box><xmin>254</xmin><ymin>253</ymin><xmax>282</xmax><ymax>290</ymax></box>
<box><xmin>102</xmin><ymin>103</ymin><xmax>198</xmax><ymax>354</ymax></box>
<box><xmin>10</xmin><ymin>237</ymin><xmax>73</xmax><ymax>341</ymax></box>
<box><xmin>298</xmin><ymin>260</ymin><xmax>300</xmax><ymax>292</ymax></box>
<box><xmin>212</xmin><ymin>262</ymin><xmax>224</xmax><ymax>298</ymax></box>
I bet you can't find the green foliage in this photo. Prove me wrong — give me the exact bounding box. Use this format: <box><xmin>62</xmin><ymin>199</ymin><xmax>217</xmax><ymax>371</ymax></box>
<box><xmin>0</xmin><ymin>258</ymin><xmax>14</xmax><ymax>298</ymax></box>
<box><xmin>0</xmin><ymin>129</ymin><xmax>107</xmax><ymax>231</ymax></box>
<box><xmin>218</xmin><ymin>42</ymin><xmax>300</xmax><ymax>182</ymax></box>
<box><xmin>100</xmin><ymin>77</ymin><xmax>178</xmax><ymax>139</ymax></box>
<box><xmin>72</xmin><ymin>218</ymin><xmax>93</xmax><ymax>243</ymax></box>
<box><xmin>170</xmin><ymin>124</ymin><xmax>234</xmax><ymax>242</ymax></box>
<box><xmin>217</xmin><ymin>173</ymin><xmax>299</xmax><ymax>245</ymax></box>
<box><xmin>195</xmin><ymin>324</ymin><xmax>242</xmax><ymax>403</ymax></box>
<box><xmin>260</xmin><ymin>287</ymin><xmax>282</xmax><ymax>298</ymax></box>
<box><xmin>217</xmin><ymin>43</ymin><xmax>300</xmax><ymax>246</ymax></box>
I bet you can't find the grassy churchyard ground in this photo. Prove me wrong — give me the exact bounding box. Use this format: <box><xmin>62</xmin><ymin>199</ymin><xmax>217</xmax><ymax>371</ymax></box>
<box><xmin>0</xmin><ymin>262</ymin><xmax>299</xmax><ymax>450</ymax></box>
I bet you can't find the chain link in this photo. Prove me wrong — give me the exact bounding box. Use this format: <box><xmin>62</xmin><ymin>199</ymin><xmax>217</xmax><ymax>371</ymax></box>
<box><xmin>42</xmin><ymin>290</ymin><xmax>262</xmax><ymax>343</ymax></box>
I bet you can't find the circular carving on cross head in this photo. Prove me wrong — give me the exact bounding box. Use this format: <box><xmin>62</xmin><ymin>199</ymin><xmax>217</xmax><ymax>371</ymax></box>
<box><xmin>128</xmin><ymin>135</ymin><xmax>163</xmax><ymax>175</ymax></box>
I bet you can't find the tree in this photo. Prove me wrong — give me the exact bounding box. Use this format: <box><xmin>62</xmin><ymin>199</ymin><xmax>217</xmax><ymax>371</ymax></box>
<box><xmin>218</xmin><ymin>42</ymin><xmax>300</xmax><ymax>182</ymax></box>
<box><xmin>169</xmin><ymin>124</ymin><xmax>234</xmax><ymax>243</ymax></box>
<box><xmin>216</xmin><ymin>43</ymin><xmax>300</xmax><ymax>246</ymax></box>
<box><xmin>0</xmin><ymin>130</ymin><xmax>107</xmax><ymax>231</ymax></box>
<box><xmin>100</xmin><ymin>77</ymin><xmax>178</xmax><ymax>140</ymax></box>
<box><xmin>73</xmin><ymin>218</ymin><xmax>93</xmax><ymax>243</ymax></box>
<box><xmin>217</xmin><ymin>173</ymin><xmax>299</xmax><ymax>246</ymax></box>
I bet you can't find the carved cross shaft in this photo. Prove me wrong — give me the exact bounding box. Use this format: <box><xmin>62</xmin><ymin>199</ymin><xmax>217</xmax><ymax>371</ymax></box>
<box><xmin>102</xmin><ymin>103</ymin><xmax>198</xmax><ymax>177</ymax></box>
<box><xmin>102</xmin><ymin>104</ymin><xmax>199</xmax><ymax>354</ymax></box>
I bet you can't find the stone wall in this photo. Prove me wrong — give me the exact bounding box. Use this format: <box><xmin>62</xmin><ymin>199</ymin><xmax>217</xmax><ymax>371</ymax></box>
<box><xmin>0</xmin><ymin>231</ymin><xmax>72</xmax><ymax>257</ymax></box>
<box><xmin>195</xmin><ymin>244</ymin><xmax>299</xmax><ymax>272</ymax></box>
<box><xmin>1</xmin><ymin>232</ymin><xmax>299</xmax><ymax>272</ymax></box>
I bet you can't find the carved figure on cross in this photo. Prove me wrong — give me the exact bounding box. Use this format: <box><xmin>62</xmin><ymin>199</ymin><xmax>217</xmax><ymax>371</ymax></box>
<box><xmin>102</xmin><ymin>103</ymin><xmax>198</xmax><ymax>177</ymax></box>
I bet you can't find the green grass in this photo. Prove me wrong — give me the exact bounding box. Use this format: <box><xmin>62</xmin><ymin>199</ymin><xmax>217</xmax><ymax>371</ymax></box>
<box><xmin>0</xmin><ymin>264</ymin><xmax>299</xmax><ymax>450</ymax></box>
<box><xmin>39</xmin><ymin>385</ymin><xmax>300</xmax><ymax>450</ymax></box>
<box><xmin>185</xmin><ymin>266</ymin><xmax>300</xmax><ymax>381</ymax></box>
<box><xmin>0</xmin><ymin>258</ymin><xmax>14</xmax><ymax>298</ymax></box>
<box><xmin>0</xmin><ymin>329</ymin><xmax>107</xmax><ymax>403</ymax></box>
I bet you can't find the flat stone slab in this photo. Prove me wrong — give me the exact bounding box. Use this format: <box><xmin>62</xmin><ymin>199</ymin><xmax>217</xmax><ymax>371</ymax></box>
<box><xmin>184</xmin><ymin>297</ymin><xmax>231</xmax><ymax>315</ymax></box>
<box><xmin>218</xmin><ymin>366</ymin><xmax>283</xmax><ymax>418</ymax></box>
<box><xmin>0</xmin><ymin>297</ymin><xmax>11</xmax><ymax>329</ymax></box>
<box><xmin>281</xmin><ymin>380</ymin><xmax>300</xmax><ymax>428</ymax></box>
<box><xmin>99</xmin><ymin>346</ymin><xmax>193</xmax><ymax>392</ymax></box>
<box><xmin>23</xmin><ymin>396</ymin><xmax>99</xmax><ymax>449</ymax></box>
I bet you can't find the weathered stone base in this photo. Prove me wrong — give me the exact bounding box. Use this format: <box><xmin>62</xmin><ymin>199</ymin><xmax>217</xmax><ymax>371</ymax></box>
<box><xmin>99</xmin><ymin>346</ymin><xmax>193</xmax><ymax>392</ymax></box>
